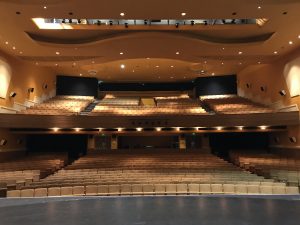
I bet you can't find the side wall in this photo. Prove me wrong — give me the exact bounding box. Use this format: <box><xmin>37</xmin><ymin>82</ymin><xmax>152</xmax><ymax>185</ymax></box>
<box><xmin>0</xmin><ymin>50</ymin><xmax>57</xmax><ymax>160</ymax></box>
<box><xmin>238</xmin><ymin>48</ymin><xmax>300</xmax><ymax>156</ymax></box>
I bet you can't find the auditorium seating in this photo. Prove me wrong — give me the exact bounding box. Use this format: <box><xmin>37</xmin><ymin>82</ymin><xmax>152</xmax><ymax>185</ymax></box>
<box><xmin>201</xmin><ymin>95</ymin><xmax>274</xmax><ymax>114</ymax></box>
<box><xmin>91</xmin><ymin>96</ymin><xmax>207</xmax><ymax>116</ymax></box>
<box><xmin>230</xmin><ymin>150</ymin><xmax>300</xmax><ymax>187</ymax></box>
<box><xmin>7</xmin><ymin>150</ymin><xmax>298</xmax><ymax>197</ymax></box>
<box><xmin>98</xmin><ymin>96</ymin><xmax>140</xmax><ymax>106</ymax></box>
<box><xmin>0</xmin><ymin>153</ymin><xmax>67</xmax><ymax>191</ymax></box>
<box><xmin>19</xmin><ymin>96</ymin><xmax>94</xmax><ymax>115</ymax></box>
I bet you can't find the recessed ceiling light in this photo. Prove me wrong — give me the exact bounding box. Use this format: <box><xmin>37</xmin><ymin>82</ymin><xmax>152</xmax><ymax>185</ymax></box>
<box><xmin>274</xmin><ymin>51</ymin><xmax>278</xmax><ymax>54</ymax></box>
<box><xmin>221</xmin><ymin>62</ymin><xmax>224</xmax><ymax>65</ymax></box>
<box><xmin>258</xmin><ymin>61</ymin><xmax>261</xmax><ymax>64</ymax></box>
<box><xmin>43</xmin><ymin>6</ymin><xmax>47</xmax><ymax>9</ymax></box>
<box><xmin>12</xmin><ymin>46</ymin><xmax>16</xmax><ymax>50</ymax></box>
<box><xmin>181</xmin><ymin>12</ymin><xmax>186</xmax><ymax>16</ymax></box>
<box><xmin>120</xmin><ymin>64</ymin><xmax>125</xmax><ymax>69</ymax></box>
<box><xmin>298</xmin><ymin>35</ymin><xmax>300</xmax><ymax>39</ymax></box>
<box><xmin>55</xmin><ymin>51</ymin><xmax>60</xmax><ymax>55</ymax></box>
<box><xmin>156</xmin><ymin>65</ymin><xmax>159</xmax><ymax>68</ymax></box>
<box><xmin>5</xmin><ymin>41</ymin><xmax>8</xmax><ymax>45</ymax></box>
<box><xmin>170</xmin><ymin>76</ymin><xmax>174</xmax><ymax>79</ymax></box>
<box><xmin>258</xmin><ymin>6</ymin><xmax>262</xmax><ymax>9</ymax></box>
<box><xmin>146</xmin><ymin>57</ymin><xmax>150</xmax><ymax>60</ymax></box>
<box><xmin>55</xmin><ymin>63</ymin><xmax>58</xmax><ymax>66</ymax></box>
<box><xmin>289</xmin><ymin>41</ymin><xmax>293</xmax><ymax>45</ymax></box>
<box><xmin>92</xmin><ymin>60</ymin><xmax>95</xmax><ymax>64</ymax></box>
<box><xmin>238</xmin><ymin>51</ymin><xmax>243</xmax><ymax>55</ymax></box>
<box><xmin>212</xmin><ymin>73</ymin><xmax>215</xmax><ymax>76</ymax></box>
<box><xmin>120</xmin><ymin>52</ymin><xmax>124</xmax><ymax>55</ymax></box>
<box><xmin>222</xmin><ymin>47</ymin><xmax>225</xmax><ymax>50</ymax></box>
<box><xmin>170</xmin><ymin>65</ymin><xmax>174</xmax><ymax>68</ymax></box>
<box><xmin>239</xmin><ymin>62</ymin><xmax>242</xmax><ymax>65</ymax></box>
<box><xmin>183</xmin><ymin>76</ymin><xmax>186</xmax><ymax>79</ymax></box>
<box><xmin>132</xmin><ymin>70</ymin><xmax>135</xmax><ymax>73</ymax></box>
<box><xmin>204</xmin><ymin>61</ymin><xmax>207</xmax><ymax>64</ymax></box>
<box><xmin>176</xmin><ymin>51</ymin><xmax>180</xmax><ymax>55</ymax></box>
<box><xmin>35</xmin><ymin>62</ymin><xmax>39</xmax><ymax>65</ymax></box>
<box><xmin>79</xmin><ymin>73</ymin><xmax>82</xmax><ymax>76</ymax></box>
<box><xmin>120</xmin><ymin>12</ymin><xmax>125</xmax><ymax>17</ymax></box>
<box><xmin>19</xmin><ymin>51</ymin><xmax>23</xmax><ymax>54</ymax></box>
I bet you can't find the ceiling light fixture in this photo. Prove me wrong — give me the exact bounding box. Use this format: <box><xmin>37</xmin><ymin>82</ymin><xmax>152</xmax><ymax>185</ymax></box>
<box><xmin>120</xmin><ymin>52</ymin><xmax>124</xmax><ymax>55</ymax></box>
<box><xmin>181</xmin><ymin>12</ymin><xmax>186</xmax><ymax>16</ymax></box>
<box><xmin>170</xmin><ymin>65</ymin><xmax>174</xmax><ymax>68</ymax></box>
<box><xmin>12</xmin><ymin>46</ymin><xmax>16</xmax><ymax>50</ymax></box>
<box><xmin>212</xmin><ymin>73</ymin><xmax>215</xmax><ymax>76</ymax></box>
<box><xmin>120</xmin><ymin>64</ymin><xmax>125</xmax><ymax>69</ymax></box>
<box><xmin>289</xmin><ymin>41</ymin><xmax>293</xmax><ymax>45</ymax></box>
<box><xmin>274</xmin><ymin>51</ymin><xmax>278</xmax><ymax>54</ymax></box>
<box><xmin>238</xmin><ymin>51</ymin><xmax>243</xmax><ymax>55</ymax></box>
<box><xmin>156</xmin><ymin>65</ymin><xmax>159</xmax><ymax>68</ymax></box>
<box><xmin>55</xmin><ymin>51</ymin><xmax>60</xmax><ymax>55</ymax></box>
<box><xmin>176</xmin><ymin>51</ymin><xmax>180</xmax><ymax>55</ymax></box>
<box><xmin>19</xmin><ymin>51</ymin><xmax>23</xmax><ymax>54</ymax></box>
<box><xmin>5</xmin><ymin>41</ymin><xmax>8</xmax><ymax>45</ymax></box>
<box><xmin>79</xmin><ymin>73</ymin><xmax>82</xmax><ymax>76</ymax></box>
<box><xmin>43</xmin><ymin>6</ymin><xmax>47</xmax><ymax>9</ymax></box>
<box><xmin>120</xmin><ymin>12</ymin><xmax>125</xmax><ymax>17</ymax></box>
<box><xmin>258</xmin><ymin>6</ymin><xmax>261</xmax><ymax>9</ymax></box>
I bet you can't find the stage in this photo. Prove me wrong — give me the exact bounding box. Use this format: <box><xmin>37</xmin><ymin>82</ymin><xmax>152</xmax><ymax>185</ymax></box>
<box><xmin>1</xmin><ymin>195</ymin><xmax>300</xmax><ymax>225</ymax></box>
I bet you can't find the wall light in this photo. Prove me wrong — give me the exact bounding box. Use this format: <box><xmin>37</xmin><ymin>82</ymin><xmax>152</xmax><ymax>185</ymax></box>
<box><xmin>216</xmin><ymin>127</ymin><xmax>223</xmax><ymax>131</ymax></box>
<box><xmin>237</xmin><ymin>126</ymin><xmax>244</xmax><ymax>130</ymax></box>
<box><xmin>156</xmin><ymin>127</ymin><xmax>162</xmax><ymax>131</ymax></box>
<box><xmin>52</xmin><ymin>127</ymin><xmax>59</xmax><ymax>132</ymax></box>
<box><xmin>136</xmin><ymin>128</ymin><xmax>142</xmax><ymax>132</ymax></box>
<box><xmin>259</xmin><ymin>126</ymin><xmax>267</xmax><ymax>130</ymax></box>
<box><xmin>74</xmin><ymin>128</ymin><xmax>81</xmax><ymax>132</ymax></box>
<box><xmin>118</xmin><ymin>128</ymin><xmax>123</xmax><ymax>132</ymax></box>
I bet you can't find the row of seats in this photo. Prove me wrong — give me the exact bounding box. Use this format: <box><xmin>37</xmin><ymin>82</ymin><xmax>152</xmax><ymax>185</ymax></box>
<box><xmin>0</xmin><ymin>153</ymin><xmax>68</xmax><ymax>190</ymax></box>
<box><xmin>19</xmin><ymin>95</ymin><xmax>94</xmax><ymax>115</ymax></box>
<box><xmin>99</xmin><ymin>97</ymin><xmax>140</xmax><ymax>106</ymax></box>
<box><xmin>201</xmin><ymin>95</ymin><xmax>274</xmax><ymax>114</ymax></box>
<box><xmin>7</xmin><ymin>183</ymin><xmax>299</xmax><ymax>197</ymax></box>
<box><xmin>230</xmin><ymin>150</ymin><xmax>300</xmax><ymax>186</ymax></box>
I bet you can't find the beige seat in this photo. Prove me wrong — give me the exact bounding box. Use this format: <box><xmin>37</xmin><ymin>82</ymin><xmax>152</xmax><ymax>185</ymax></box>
<box><xmin>120</xmin><ymin>184</ymin><xmax>132</xmax><ymax>195</ymax></box>
<box><xmin>61</xmin><ymin>187</ymin><xmax>73</xmax><ymax>196</ymax></box>
<box><xmin>20</xmin><ymin>189</ymin><xmax>34</xmax><ymax>197</ymax></box>
<box><xmin>165</xmin><ymin>184</ymin><xmax>177</xmax><ymax>195</ymax></box>
<box><xmin>188</xmin><ymin>184</ymin><xmax>200</xmax><ymax>195</ymax></box>
<box><xmin>260</xmin><ymin>185</ymin><xmax>273</xmax><ymax>194</ymax></box>
<box><xmin>143</xmin><ymin>184</ymin><xmax>154</xmax><ymax>195</ymax></box>
<box><xmin>211</xmin><ymin>184</ymin><xmax>223</xmax><ymax>194</ymax></box>
<box><xmin>200</xmin><ymin>184</ymin><xmax>211</xmax><ymax>194</ymax></box>
<box><xmin>247</xmin><ymin>185</ymin><xmax>260</xmax><ymax>194</ymax></box>
<box><xmin>48</xmin><ymin>187</ymin><xmax>61</xmax><ymax>197</ymax></box>
<box><xmin>86</xmin><ymin>185</ymin><xmax>98</xmax><ymax>196</ymax></box>
<box><xmin>7</xmin><ymin>190</ymin><xmax>21</xmax><ymax>198</ymax></box>
<box><xmin>286</xmin><ymin>186</ymin><xmax>299</xmax><ymax>194</ymax></box>
<box><xmin>154</xmin><ymin>184</ymin><xmax>165</xmax><ymax>195</ymax></box>
<box><xmin>272</xmin><ymin>186</ymin><xmax>286</xmax><ymax>195</ymax></box>
<box><xmin>108</xmin><ymin>185</ymin><xmax>120</xmax><ymax>196</ymax></box>
<box><xmin>235</xmin><ymin>184</ymin><xmax>247</xmax><ymax>194</ymax></box>
<box><xmin>34</xmin><ymin>188</ymin><xmax>48</xmax><ymax>197</ymax></box>
<box><xmin>98</xmin><ymin>185</ymin><xmax>109</xmax><ymax>196</ymax></box>
<box><xmin>223</xmin><ymin>184</ymin><xmax>235</xmax><ymax>194</ymax></box>
<box><xmin>132</xmin><ymin>184</ymin><xmax>143</xmax><ymax>195</ymax></box>
<box><xmin>73</xmin><ymin>186</ymin><xmax>85</xmax><ymax>196</ymax></box>
<box><xmin>176</xmin><ymin>184</ymin><xmax>188</xmax><ymax>195</ymax></box>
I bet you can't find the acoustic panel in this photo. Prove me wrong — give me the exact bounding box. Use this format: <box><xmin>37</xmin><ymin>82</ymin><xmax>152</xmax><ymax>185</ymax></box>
<box><xmin>284</xmin><ymin>57</ymin><xmax>300</xmax><ymax>97</ymax></box>
<box><xmin>0</xmin><ymin>58</ymin><xmax>12</xmax><ymax>99</ymax></box>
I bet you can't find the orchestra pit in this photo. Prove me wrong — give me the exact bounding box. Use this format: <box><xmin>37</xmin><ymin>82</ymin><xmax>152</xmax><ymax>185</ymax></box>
<box><xmin>1</xmin><ymin>1</ymin><xmax>300</xmax><ymax>224</ymax></box>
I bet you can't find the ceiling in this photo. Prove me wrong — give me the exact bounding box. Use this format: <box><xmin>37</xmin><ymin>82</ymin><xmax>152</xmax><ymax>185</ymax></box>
<box><xmin>0</xmin><ymin>0</ymin><xmax>300</xmax><ymax>82</ymax></box>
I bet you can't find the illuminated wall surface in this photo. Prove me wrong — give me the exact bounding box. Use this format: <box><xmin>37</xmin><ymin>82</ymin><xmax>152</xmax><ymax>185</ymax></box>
<box><xmin>284</xmin><ymin>56</ymin><xmax>300</xmax><ymax>97</ymax></box>
<box><xmin>0</xmin><ymin>58</ymin><xmax>11</xmax><ymax>99</ymax></box>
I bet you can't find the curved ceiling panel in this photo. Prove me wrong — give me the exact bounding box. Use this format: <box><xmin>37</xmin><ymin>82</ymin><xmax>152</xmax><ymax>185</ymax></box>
<box><xmin>26</xmin><ymin>30</ymin><xmax>275</xmax><ymax>46</ymax></box>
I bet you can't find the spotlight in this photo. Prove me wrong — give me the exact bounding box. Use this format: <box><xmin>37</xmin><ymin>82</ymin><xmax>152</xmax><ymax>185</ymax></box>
<box><xmin>78</xmin><ymin>19</ymin><xmax>81</xmax><ymax>24</ymax></box>
<box><xmin>9</xmin><ymin>92</ymin><xmax>17</xmax><ymax>98</ymax></box>
<box><xmin>156</xmin><ymin>127</ymin><xmax>161</xmax><ymax>131</ymax></box>
<box><xmin>109</xmin><ymin>20</ymin><xmax>113</xmax><ymax>26</ymax></box>
<box><xmin>204</xmin><ymin>21</ymin><xmax>208</xmax><ymax>25</ymax></box>
<box><xmin>144</xmin><ymin>20</ymin><xmax>148</xmax><ymax>25</ymax></box>
<box><xmin>136</xmin><ymin>128</ymin><xmax>142</xmax><ymax>132</ymax></box>
<box><xmin>279</xmin><ymin>90</ymin><xmax>286</xmax><ymax>96</ymax></box>
<box><xmin>97</xmin><ymin>20</ymin><xmax>101</xmax><ymax>25</ymax></box>
<box><xmin>0</xmin><ymin>139</ymin><xmax>7</xmax><ymax>146</ymax></box>
<box><xmin>74</xmin><ymin>128</ymin><xmax>81</xmax><ymax>132</ymax></box>
<box><xmin>68</xmin><ymin>19</ymin><xmax>72</xmax><ymax>23</ymax></box>
<box><xmin>259</xmin><ymin>126</ymin><xmax>267</xmax><ymax>130</ymax></box>
<box><xmin>175</xmin><ymin>23</ymin><xmax>179</xmax><ymax>28</ymax></box>
<box><xmin>28</xmin><ymin>88</ymin><xmax>34</xmax><ymax>93</ymax></box>
<box><xmin>191</xmin><ymin>20</ymin><xmax>194</xmax><ymax>26</ymax></box>
<box><xmin>125</xmin><ymin>23</ymin><xmax>128</xmax><ymax>28</ymax></box>
<box><xmin>52</xmin><ymin>128</ymin><xmax>59</xmax><ymax>132</ymax></box>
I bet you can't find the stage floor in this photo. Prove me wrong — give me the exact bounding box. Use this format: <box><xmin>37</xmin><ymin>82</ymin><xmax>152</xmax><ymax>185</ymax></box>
<box><xmin>1</xmin><ymin>195</ymin><xmax>300</xmax><ymax>225</ymax></box>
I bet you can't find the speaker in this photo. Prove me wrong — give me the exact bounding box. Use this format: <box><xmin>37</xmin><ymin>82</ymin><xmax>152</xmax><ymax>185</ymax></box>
<box><xmin>9</xmin><ymin>92</ymin><xmax>17</xmax><ymax>98</ymax></box>
<box><xmin>289</xmin><ymin>137</ymin><xmax>297</xmax><ymax>143</ymax></box>
<box><xmin>279</xmin><ymin>90</ymin><xmax>286</xmax><ymax>96</ymax></box>
<box><xmin>28</xmin><ymin>88</ymin><xmax>34</xmax><ymax>93</ymax></box>
<box><xmin>0</xmin><ymin>139</ymin><xmax>7</xmax><ymax>146</ymax></box>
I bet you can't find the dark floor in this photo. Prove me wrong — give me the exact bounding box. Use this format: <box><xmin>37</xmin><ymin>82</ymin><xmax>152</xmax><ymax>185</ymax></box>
<box><xmin>1</xmin><ymin>195</ymin><xmax>300</xmax><ymax>225</ymax></box>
